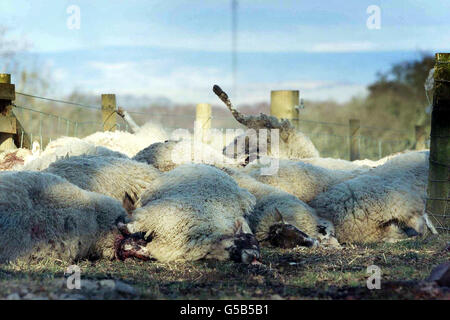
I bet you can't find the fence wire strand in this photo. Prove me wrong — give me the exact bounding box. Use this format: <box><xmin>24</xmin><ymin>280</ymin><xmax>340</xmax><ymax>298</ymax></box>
<box><xmin>16</xmin><ymin>92</ymin><xmax>101</xmax><ymax>110</ymax></box>
<box><xmin>7</xmin><ymin>94</ymin><xmax>414</xmax><ymax>163</ymax></box>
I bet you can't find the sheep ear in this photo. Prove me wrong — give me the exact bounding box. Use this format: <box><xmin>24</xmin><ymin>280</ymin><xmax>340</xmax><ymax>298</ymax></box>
<box><xmin>274</xmin><ymin>208</ymin><xmax>285</xmax><ymax>224</ymax></box>
<box><xmin>122</xmin><ymin>192</ymin><xmax>136</xmax><ymax>215</ymax></box>
<box><xmin>233</xmin><ymin>219</ymin><xmax>244</xmax><ymax>235</ymax></box>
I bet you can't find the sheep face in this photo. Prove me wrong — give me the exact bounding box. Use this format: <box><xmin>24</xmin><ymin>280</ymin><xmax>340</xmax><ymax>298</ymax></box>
<box><xmin>226</xmin><ymin>233</ymin><xmax>261</xmax><ymax>264</ymax></box>
<box><xmin>216</xmin><ymin>219</ymin><xmax>259</xmax><ymax>264</ymax></box>
<box><xmin>266</xmin><ymin>223</ymin><xmax>318</xmax><ymax>248</ymax></box>
<box><xmin>114</xmin><ymin>233</ymin><xmax>151</xmax><ymax>261</ymax></box>
<box><xmin>379</xmin><ymin>218</ymin><xmax>424</xmax><ymax>243</ymax></box>
<box><xmin>114</xmin><ymin>223</ymin><xmax>152</xmax><ymax>261</ymax></box>
<box><xmin>263</xmin><ymin>208</ymin><xmax>319</xmax><ymax>249</ymax></box>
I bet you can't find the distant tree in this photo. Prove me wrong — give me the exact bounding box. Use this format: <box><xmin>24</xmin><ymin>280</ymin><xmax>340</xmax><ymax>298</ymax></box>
<box><xmin>0</xmin><ymin>26</ymin><xmax>50</xmax><ymax>94</ymax></box>
<box><xmin>366</xmin><ymin>54</ymin><xmax>434</xmax><ymax>127</ymax></box>
<box><xmin>0</xmin><ymin>26</ymin><xmax>28</xmax><ymax>73</ymax></box>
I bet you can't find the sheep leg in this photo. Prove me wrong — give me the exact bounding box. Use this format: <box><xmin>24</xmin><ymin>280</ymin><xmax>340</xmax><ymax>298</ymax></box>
<box><xmin>117</xmin><ymin>107</ymin><xmax>141</xmax><ymax>133</ymax></box>
<box><xmin>213</xmin><ymin>85</ymin><xmax>293</xmax><ymax>140</ymax></box>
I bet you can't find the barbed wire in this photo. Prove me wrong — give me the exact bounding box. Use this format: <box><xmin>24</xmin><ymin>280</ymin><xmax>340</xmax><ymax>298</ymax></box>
<box><xmin>12</xmin><ymin>103</ymin><xmax>77</xmax><ymax>125</ymax></box>
<box><xmin>127</xmin><ymin>110</ymin><xmax>195</xmax><ymax>118</ymax></box>
<box><xmin>9</xmin><ymin>93</ymin><xmax>416</xmax><ymax>163</ymax></box>
<box><xmin>15</xmin><ymin>92</ymin><xmax>101</xmax><ymax>110</ymax></box>
<box><xmin>13</xmin><ymin>92</ymin><xmax>412</xmax><ymax>135</ymax></box>
<box><xmin>359</xmin><ymin>125</ymin><xmax>410</xmax><ymax>134</ymax></box>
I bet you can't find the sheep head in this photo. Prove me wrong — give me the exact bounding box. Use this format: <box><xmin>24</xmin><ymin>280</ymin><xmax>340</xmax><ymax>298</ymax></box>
<box><xmin>114</xmin><ymin>222</ymin><xmax>152</xmax><ymax>261</ymax></box>
<box><xmin>266</xmin><ymin>208</ymin><xmax>319</xmax><ymax>249</ymax></box>
<box><xmin>225</xmin><ymin>220</ymin><xmax>261</xmax><ymax>264</ymax></box>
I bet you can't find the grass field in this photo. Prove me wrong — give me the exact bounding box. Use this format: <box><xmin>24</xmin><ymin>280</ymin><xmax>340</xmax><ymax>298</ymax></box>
<box><xmin>0</xmin><ymin>236</ymin><xmax>448</xmax><ymax>300</ymax></box>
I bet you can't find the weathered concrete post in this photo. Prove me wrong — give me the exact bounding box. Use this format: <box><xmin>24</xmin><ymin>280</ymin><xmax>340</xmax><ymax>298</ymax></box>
<box><xmin>0</xmin><ymin>74</ymin><xmax>17</xmax><ymax>151</ymax></box>
<box><xmin>102</xmin><ymin>94</ymin><xmax>117</xmax><ymax>132</ymax></box>
<box><xmin>196</xmin><ymin>103</ymin><xmax>211</xmax><ymax>143</ymax></box>
<box><xmin>414</xmin><ymin>125</ymin><xmax>426</xmax><ymax>150</ymax></box>
<box><xmin>426</xmin><ymin>53</ymin><xmax>450</xmax><ymax>235</ymax></box>
<box><xmin>270</xmin><ymin>90</ymin><xmax>300</xmax><ymax>129</ymax></box>
<box><xmin>349</xmin><ymin>119</ymin><xmax>360</xmax><ymax>161</ymax></box>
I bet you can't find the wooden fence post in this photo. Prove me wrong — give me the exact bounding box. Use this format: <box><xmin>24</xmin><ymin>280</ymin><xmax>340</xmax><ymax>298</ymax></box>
<box><xmin>414</xmin><ymin>125</ymin><xmax>426</xmax><ymax>150</ymax></box>
<box><xmin>426</xmin><ymin>53</ymin><xmax>450</xmax><ymax>235</ymax></box>
<box><xmin>196</xmin><ymin>103</ymin><xmax>211</xmax><ymax>143</ymax></box>
<box><xmin>349</xmin><ymin>119</ymin><xmax>360</xmax><ymax>161</ymax></box>
<box><xmin>270</xmin><ymin>90</ymin><xmax>300</xmax><ymax>129</ymax></box>
<box><xmin>0</xmin><ymin>73</ymin><xmax>17</xmax><ymax>151</ymax></box>
<box><xmin>102</xmin><ymin>94</ymin><xmax>116</xmax><ymax>132</ymax></box>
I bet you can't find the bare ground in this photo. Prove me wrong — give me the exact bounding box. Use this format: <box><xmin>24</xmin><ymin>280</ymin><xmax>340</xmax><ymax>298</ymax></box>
<box><xmin>0</xmin><ymin>236</ymin><xmax>449</xmax><ymax>300</ymax></box>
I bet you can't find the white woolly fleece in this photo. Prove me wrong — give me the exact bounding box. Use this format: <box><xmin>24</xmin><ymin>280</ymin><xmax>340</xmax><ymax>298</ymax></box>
<box><xmin>127</xmin><ymin>164</ymin><xmax>256</xmax><ymax>262</ymax></box>
<box><xmin>45</xmin><ymin>155</ymin><xmax>161</xmax><ymax>205</ymax></box>
<box><xmin>0</xmin><ymin>171</ymin><xmax>128</xmax><ymax>264</ymax></box>
<box><xmin>84</xmin><ymin>122</ymin><xmax>168</xmax><ymax>157</ymax></box>
<box><xmin>310</xmin><ymin>151</ymin><xmax>432</xmax><ymax>243</ymax></box>
<box><xmin>243</xmin><ymin>159</ymin><xmax>365</xmax><ymax>203</ymax></box>
<box><xmin>132</xmin><ymin>139</ymin><xmax>245</xmax><ymax>172</ymax></box>
<box><xmin>221</xmin><ymin>167</ymin><xmax>329</xmax><ymax>241</ymax></box>
<box><xmin>22</xmin><ymin>136</ymin><xmax>127</xmax><ymax>171</ymax></box>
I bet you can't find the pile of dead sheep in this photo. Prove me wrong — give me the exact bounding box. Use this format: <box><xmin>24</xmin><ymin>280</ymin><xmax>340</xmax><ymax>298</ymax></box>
<box><xmin>0</xmin><ymin>86</ymin><xmax>437</xmax><ymax>266</ymax></box>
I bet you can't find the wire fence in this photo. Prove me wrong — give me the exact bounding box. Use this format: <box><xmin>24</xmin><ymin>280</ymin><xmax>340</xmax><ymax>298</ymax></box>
<box><xmin>7</xmin><ymin>91</ymin><xmax>415</xmax><ymax>160</ymax></box>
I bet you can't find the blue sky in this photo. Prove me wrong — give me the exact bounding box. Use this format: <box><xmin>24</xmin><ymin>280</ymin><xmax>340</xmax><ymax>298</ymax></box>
<box><xmin>1</xmin><ymin>0</ymin><xmax>449</xmax><ymax>104</ymax></box>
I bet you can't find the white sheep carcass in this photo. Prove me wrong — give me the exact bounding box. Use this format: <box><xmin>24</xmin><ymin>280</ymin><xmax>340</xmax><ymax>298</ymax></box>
<box><xmin>0</xmin><ymin>141</ymin><xmax>41</xmax><ymax>171</ymax></box>
<box><xmin>242</xmin><ymin>159</ymin><xmax>365</xmax><ymax>203</ymax></box>
<box><xmin>299</xmin><ymin>157</ymin><xmax>372</xmax><ymax>171</ymax></box>
<box><xmin>352</xmin><ymin>150</ymin><xmax>423</xmax><ymax>168</ymax></box>
<box><xmin>0</xmin><ymin>148</ymin><xmax>33</xmax><ymax>171</ymax></box>
<box><xmin>22</xmin><ymin>137</ymin><xmax>127</xmax><ymax>171</ymax></box>
<box><xmin>309</xmin><ymin>151</ymin><xmax>437</xmax><ymax>243</ymax></box>
<box><xmin>0</xmin><ymin>171</ymin><xmax>133</xmax><ymax>264</ymax></box>
<box><xmin>83</xmin><ymin>122</ymin><xmax>168</xmax><ymax>157</ymax></box>
<box><xmin>44</xmin><ymin>155</ymin><xmax>161</xmax><ymax>213</ymax></box>
<box><xmin>213</xmin><ymin>85</ymin><xmax>319</xmax><ymax>160</ymax></box>
<box><xmin>132</xmin><ymin>139</ymin><xmax>245</xmax><ymax>171</ymax></box>
<box><xmin>221</xmin><ymin>167</ymin><xmax>338</xmax><ymax>248</ymax></box>
<box><xmin>126</xmin><ymin>164</ymin><xmax>261</xmax><ymax>263</ymax></box>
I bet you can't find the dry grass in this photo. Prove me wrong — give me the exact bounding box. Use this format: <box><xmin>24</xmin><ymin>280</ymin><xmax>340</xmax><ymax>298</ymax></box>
<box><xmin>0</xmin><ymin>236</ymin><xmax>448</xmax><ymax>300</ymax></box>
